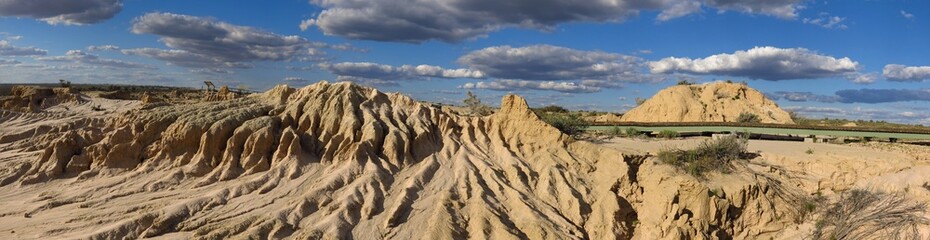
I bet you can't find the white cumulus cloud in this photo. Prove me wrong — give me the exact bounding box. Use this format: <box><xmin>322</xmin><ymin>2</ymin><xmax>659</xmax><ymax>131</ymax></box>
<box><xmin>648</xmin><ymin>46</ymin><xmax>859</xmax><ymax>80</ymax></box>
<box><xmin>884</xmin><ymin>64</ymin><xmax>930</xmax><ymax>82</ymax></box>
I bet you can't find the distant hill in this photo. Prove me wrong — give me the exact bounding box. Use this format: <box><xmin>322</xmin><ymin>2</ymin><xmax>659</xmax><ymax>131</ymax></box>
<box><xmin>622</xmin><ymin>81</ymin><xmax>795</xmax><ymax>124</ymax></box>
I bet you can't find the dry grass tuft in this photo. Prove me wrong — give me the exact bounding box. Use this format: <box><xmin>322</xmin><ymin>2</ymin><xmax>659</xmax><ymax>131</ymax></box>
<box><xmin>658</xmin><ymin>134</ymin><xmax>752</xmax><ymax>177</ymax></box>
<box><xmin>814</xmin><ymin>189</ymin><xmax>930</xmax><ymax>240</ymax></box>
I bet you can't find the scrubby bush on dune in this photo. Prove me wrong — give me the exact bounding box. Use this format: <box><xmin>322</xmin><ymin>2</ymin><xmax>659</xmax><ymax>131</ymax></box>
<box><xmin>625</xmin><ymin>127</ymin><xmax>641</xmax><ymax>137</ymax></box>
<box><xmin>737</xmin><ymin>112</ymin><xmax>762</xmax><ymax>123</ymax></box>
<box><xmin>814</xmin><ymin>190</ymin><xmax>930</xmax><ymax>240</ymax></box>
<box><xmin>658</xmin><ymin>129</ymin><xmax>679</xmax><ymax>139</ymax></box>
<box><xmin>606</xmin><ymin>126</ymin><xmax>623</xmax><ymax>137</ymax></box>
<box><xmin>538</xmin><ymin>112</ymin><xmax>587</xmax><ymax>137</ymax></box>
<box><xmin>536</xmin><ymin>105</ymin><xmax>568</xmax><ymax>113</ymax></box>
<box><xmin>658</xmin><ymin>134</ymin><xmax>750</xmax><ymax>177</ymax></box>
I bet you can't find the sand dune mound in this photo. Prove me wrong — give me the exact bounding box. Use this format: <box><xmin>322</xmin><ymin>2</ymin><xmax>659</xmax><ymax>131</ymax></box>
<box><xmin>0</xmin><ymin>82</ymin><xmax>804</xmax><ymax>239</ymax></box>
<box><xmin>585</xmin><ymin>113</ymin><xmax>623</xmax><ymax>123</ymax></box>
<box><xmin>622</xmin><ymin>81</ymin><xmax>795</xmax><ymax>124</ymax></box>
<box><xmin>1</xmin><ymin>86</ymin><xmax>84</xmax><ymax>112</ymax></box>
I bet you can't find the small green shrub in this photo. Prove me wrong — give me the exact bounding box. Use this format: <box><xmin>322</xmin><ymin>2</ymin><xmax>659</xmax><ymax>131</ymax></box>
<box><xmin>624</xmin><ymin>127</ymin><xmax>641</xmax><ymax>137</ymax></box>
<box><xmin>606</xmin><ymin>126</ymin><xmax>623</xmax><ymax>137</ymax></box>
<box><xmin>536</xmin><ymin>105</ymin><xmax>569</xmax><ymax>113</ymax></box>
<box><xmin>657</xmin><ymin>130</ymin><xmax>679</xmax><ymax>139</ymax></box>
<box><xmin>805</xmin><ymin>148</ymin><xmax>814</xmax><ymax>154</ymax></box>
<box><xmin>657</xmin><ymin>135</ymin><xmax>750</xmax><ymax>177</ymax></box>
<box><xmin>677</xmin><ymin>80</ymin><xmax>693</xmax><ymax>85</ymax></box>
<box><xmin>797</xmin><ymin>195</ymin><xmax>826</xmax><ymax>223</ymax></box>
<box><xmin>540</xmin><ymin>113</ymin><xmax>587</xmax><ymax>137</ymax></box>
<box><xmin>737</xmin><ymin>112</ymin><xmax>762</xmax><ymax>123</ymax></box>
<box><xmin>635</xmin><ymin>97</ymin><xmax>647</xmax><ymax>106</ymax></box>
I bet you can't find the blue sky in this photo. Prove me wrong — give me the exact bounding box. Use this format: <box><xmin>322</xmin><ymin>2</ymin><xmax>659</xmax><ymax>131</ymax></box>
<box><xmin>1</xmin><ymin>0</ymin><xmax>929</xmax><ymax>124</ymax></box>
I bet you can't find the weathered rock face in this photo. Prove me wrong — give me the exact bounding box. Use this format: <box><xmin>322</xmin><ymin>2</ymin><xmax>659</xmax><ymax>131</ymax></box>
<box><xmin>0</xmin><ymin>82</ymin><xmax>801</xmax><ymax>239</ymax></box>
<box><xmin>622</xmin><ymin>81</ymin><xmax>795</xmax><ymax>124</ymax></box>
<box><xmin>1</xmin><ymin>86</ymin><xmax>83</xmax><ymax>112</ymax></box>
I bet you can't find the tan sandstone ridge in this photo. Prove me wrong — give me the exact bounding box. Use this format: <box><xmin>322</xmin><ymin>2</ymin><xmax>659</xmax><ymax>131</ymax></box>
<box><xmin>0</xmin><ymin>81</ymin><xmax>914</xmax><ymax>239</ymax></box>
<box><xmin>622</xmin><ymin>81</ymin><xmax>795</xmax><ymax>124</ymax></box>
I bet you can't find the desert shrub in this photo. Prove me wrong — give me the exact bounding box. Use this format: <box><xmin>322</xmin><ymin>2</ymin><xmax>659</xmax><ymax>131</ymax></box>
<box><xmin>463</xmin><ymin>91</ymin><xmax>492</xmax><ymax>116</ymax></box>
<box><xmin>805</xmin><ymin>148</ymin><xmax>814</xmax><ymax>154</ymax></box>
<box><xmin>606</xmin><ymin>126</ymin><xmax>623</xmax><ymax>137</ymax></box>
<box><xmin>677</xmin><ymin>80</ymin><xmax>693</xmax><ymax>85</ymax></box>
<box><xmin>658</xmin><ymin>129</ymin><xmax>679</xmax><ymax>139</ymax></box>
<box><xmin>540</xmin><ymin>113</ymin><xmax>587</xmax><ymax>137</ymax></box>
<box><xmin>797</xmin><ymin>194</ymin><xmax>827</xmax><ymax>223</ymax></box>
<box><xmin>813</xmin><ymin>190</ymin><xmax>930</xmax><ymax>240</ymax></box>
<box><xmin>635</xmin><ymin>97</ymin><xmax>646</xmax><ymax>106</ymax></box>
<box><xmin>537</xmin><ymin>105</ymin><xmax>568</xmax><ymax>113</ymax></box>
<box><xmin>658</xmin><ymin>134</ymin><xmax>750</xmax><ymax>177</ymax></box>
<box><xmin>624</xmin><ymin>127</ymin><xmax>641</xmax><ymax>137</ymax></box>
<box><xmin>737</xmin><ymin>112</ymin><xmax>762</xmax><ymax>123</ymax></box>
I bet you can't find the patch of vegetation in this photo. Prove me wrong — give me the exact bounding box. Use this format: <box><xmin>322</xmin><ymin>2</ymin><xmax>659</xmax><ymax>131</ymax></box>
<box><xmin>797</xmin><ymin>193</ymin><xmax>827</xmax><ymax>223</ymax></box>
<box><xmin>790</xmin><ymin>111</ymin><xmax>930</xmax><ymax>131</ymax></box>
<box><xmin>805</xmin><ymin>148</ymin><xmax>814</xmax><ymax>155</ymax></box>
<box><xmin>657</xmin><ymin>129</ymin><xmax>679</xmax><ymax>139</ymax></box>
<box><xmin>606</xmin><ymin>126</ymin><xmax>624</xmax><ymax>137</ymax></box>
<box><xmin>677</xmin><ymin>80</ymin><xmax>694</xmax><ymax>85</ymax></box>
<box><xmin>737</xmin><ymin>112</ymin><xmax>762</xmax><ymax>124</ymax></box>
<box><xmin>463</xmin><ymin>91</ymin><xmax>492</xmax><ymax>116</ymax></box>
<box><xmin>538</xmin><ymin>112</ymin><xmax>587</xmax><ymax>137</ymax></box>
<box><xmin>657</xmin><ymin>134</ymin><xmax>751</xmax><ymax>177</ymax></box>
<box><xmin>635</xmin><ymin>97</ymin><xmax>647</xmax><ymax>106</ymax></box>
<box><xmin>624</xmin><ymin>127</ymin><xmax>642</xmax><ymax>137</ymax></box>
<box><xmin>535</xmin><ymin>105</ymin><xmax>569</xmax><ymax>113</ymax></box>
<box><xmin>813</xmin><ymin>190</ymin><xmax>930</xmax><ymax>240</ymax></box>
<box><xmin>90</xmin><ymin>105</ymin><xmax>105</xmax><ymax>111</ymax></box>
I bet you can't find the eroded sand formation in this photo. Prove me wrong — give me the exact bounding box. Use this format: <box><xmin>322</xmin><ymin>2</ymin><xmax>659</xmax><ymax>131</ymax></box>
<box><xmin>622</xmin><ymin>81</ymin><xmax>795</xmax><ymax>124</ymax></box>
<box><xmin>0</xmin><ymin>82</ymin><xmax>924</xmax><ymax>239</ymax></box>
<box><xmin>584</xmin><ymin>113</ymin><xmax>624</xmax><ymax>123</ymax></box>
<box><xmin>1</xmin><ymin>86</ymin><xmax>84</xmax><ymax>112</ymax></box>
